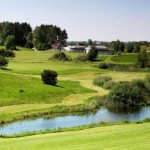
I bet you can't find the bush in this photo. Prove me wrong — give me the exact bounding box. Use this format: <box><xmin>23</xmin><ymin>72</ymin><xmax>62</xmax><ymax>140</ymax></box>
<box><xmin>52</xmin><ymin>51</ymin><xmax>69</xmax><ymax>61</ymax></box>
<box><xmin>0</xmin><ymin>56</ymin><xmax>8</xmax><ymax>68</ymax></box>
<box><xmin>103</xmin><ymin>80</ymin><xmax>117</xmax><ymax>90</ymax></box>
<box><xmin>74</xmin><ymin>54</ymin><xmax>88</xmax><ymax>62</ymax></box>
<box><xmin>41</xmin><ymin>70</ymin><xmax>58</xmax><ymax>85</ymax></box>
<box><xmin>93</xmin><ymin>75</ymin><xmax>112</xmax><ymax>87</ymax></box>
<box><xmin>0</xmin><ymin>49</ymin><xmax>15</xmax><ymax>59</ymax></box>
<box><xmin>107</xmin><ymin>81</ymin><xmax>147</xmax><ymax>107</ymax></box>
<box><xmin>136</xmin><ymin>49</ymin><xmax>149</xmax><ymax>68</ymax></box>
<box><xmin>99</xmin><ymin>62</ymin><xmax>108</xmax><ymax>69</ymax></box>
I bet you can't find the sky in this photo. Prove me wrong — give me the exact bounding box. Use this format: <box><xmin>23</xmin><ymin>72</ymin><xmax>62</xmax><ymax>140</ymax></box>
<box><xmin>0</xmin><ymin>0</ymin><xmax>150</xmax><ymax>41</ymax></box>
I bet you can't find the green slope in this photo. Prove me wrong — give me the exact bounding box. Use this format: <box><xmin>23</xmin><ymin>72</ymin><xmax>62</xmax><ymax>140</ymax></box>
<box><xmin>0</xmin><ymin>73</ymin><xmax>94</xmax><ymax>107</ymax></box>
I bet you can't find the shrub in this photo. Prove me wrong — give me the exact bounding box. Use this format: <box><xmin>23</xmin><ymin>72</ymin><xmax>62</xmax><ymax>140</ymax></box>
<box><xmin>0</xmin><ymin>49</ymin><xmax>15</xmax><ymax>59</ymax></box>
<box><xmin>0</xmin><ymin>56</ymin><xmax>8</xmax><ymax>68</ymax></box>
<box><xmin>99</xmin><ymin>62</ymin><xmax>108</xmax><ymax>69</ymax></box>
<box><xmin>103</xmin><ymin>80</ymin><xmax>117</xmax><ymax>90</ymax></box>
<box><xmin>93</xmin><ymin>75</ymin><xmax>112</xmax><ymax>87</ymax></box>
<box><xmin>41</xmin><ymin>70</ymin><xmax>58</xmax><ymax>85</ymax></box>
<box><xmin>135</xmin><ymin>49</ymin><xmax>149</xmax><ymax>68</ymax></box>
<box><xmin>74</xmin><ymin>54</ymin><xmax>88</xmax><ymax>62</ymax></box>
<box><xmin>87</xmin><ymin>45</ymin><xmax>98</xmax><ymax>61</ymax></box>
<box><xmin>107</xmin><ymin>82</ymin><xmax>146</xmax><ymax>107</ymax></box>
<box><xmin>52</xmin><ymin>51</ymin><xmax>69</xmax><ymax>61</ymax></box>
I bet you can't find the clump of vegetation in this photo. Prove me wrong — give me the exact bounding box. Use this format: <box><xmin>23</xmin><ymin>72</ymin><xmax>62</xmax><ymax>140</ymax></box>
<box><xmin>0</xmin><ymin>48</ymin><xmax>15</xmax><ymax>59</ymax></box>
<box><xmin>0</xmin><ymin>48</ymin><xmax>15</xmax><ymax>68</ymax></box>
<box><xmin>0</xmin><ymin>56</ymin><xmax>8</xmax><ymax>68</ymax></box>
<box><xmin>51</xmin><ymin>51</ymin><xmax>69</xmax><ymax>61</ymax></box>
<box><xmin>103</xmin><ymin>80</ymin><xmax>117</xmax><ymax>90</ymax></box>
<box><xmin>93</xmin><ymin>75</ymin><xmax>112</xmax><ymax>87</ymax></box>
<box><xmin>41</xmin><ymin>70</ymin><xmax>58</xmax><ymax>86</ymax></box>
<box><xmin>5</xmin><ymin>35</ymin><xmax>16</xmax><ymax>50</ymax></box>
<box><xmin>136</xmin><ymin>49</ymin><xmax>149</xmax><ymax>68</ymax></box>
<box><xmin>99</xmin><ymin>62</ymin><xmax>108</xmax><ymax>69</ymax></box>
<box><xmin>106</xmin><ymin>77</ymin><xmax>150</xmax><ymax>107</ymax></box>
<box><xmin>87</xmin><ymin>45</ymin><xmax>98</xmax><ymax>61</ymax></box>
<box><xmin>74</xmin><ymin>54</ymin><xmax>88</xmax><ymax>62</ymax></box>
<box><xmin>37</xmin><ymin>43</ymin><xmax>49</xmax><ymax>51</ymax></box>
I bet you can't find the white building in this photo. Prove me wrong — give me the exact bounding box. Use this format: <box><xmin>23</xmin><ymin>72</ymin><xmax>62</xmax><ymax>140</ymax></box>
<box><xmin>64</xmin><ymin>45</ymin><xmax>113</xmax><ymax>55</ymax></box>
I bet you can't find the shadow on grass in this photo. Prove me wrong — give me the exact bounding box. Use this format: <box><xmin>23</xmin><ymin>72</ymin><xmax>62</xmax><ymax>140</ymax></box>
<box><xmin>55</xmin><ymin>85</ymin><xmax>64</xmax><ymax>88</ymax></box>
<box><xmin>1</xmin><ymin>68</ymin><xmax>12</xmax><ymax>71</ymax></box>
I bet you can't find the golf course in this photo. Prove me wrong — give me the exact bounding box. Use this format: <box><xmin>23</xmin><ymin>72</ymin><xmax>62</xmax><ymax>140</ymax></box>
<box><xmin>0</xmin><ymin>47</ymin><xmax>149</xmax><ymax>149</ymax></box>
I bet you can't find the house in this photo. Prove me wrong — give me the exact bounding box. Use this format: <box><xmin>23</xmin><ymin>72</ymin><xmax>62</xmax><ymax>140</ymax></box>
<box><xmin>64</xmin><ymin>45</ymin><xmax>113</xmax><ymax>55</ymax></box>
<box><xmin>64</xmin><ymin>46</ymin><xmax>86</xmax><ymax>53</ymax></box>
<box><xmin>52</xmin><ymin>42</ymin><xmax>64</xmax><ymax>50</ymax></box>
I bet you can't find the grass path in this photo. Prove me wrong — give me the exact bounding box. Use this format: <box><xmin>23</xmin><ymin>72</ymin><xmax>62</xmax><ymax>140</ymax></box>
<box><xmin>62</xmin><ymin>81</ymin><xmax>108</xmax><ymax>105</ymax></box>
<box><xmin>0</xmin><ymin>123</ymin><xmax>150</xmax><ymax>150</ymax></box>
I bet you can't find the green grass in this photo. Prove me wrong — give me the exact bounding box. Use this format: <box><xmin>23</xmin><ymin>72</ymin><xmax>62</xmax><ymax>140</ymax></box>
<box><xmin>16</xmin><ymin>46</ymin><xmax>33</xmax><ymax>51</ymax></box>
<box><xmin>111</xmin><ymin>53</ymin><xmax>137</xmax><ymax>64</ymax></box>
<box><xmin>111</xmin><ymin>53</ymin><xmax>150</xmax><ymax>64</ymax></box>
<box><xmin>2</xmin><ymin>50</ymin><xmax>99</xmax><ymax>75</ymax></box>
<box><xmin>0</xmin><ymin>73</ymin><xmax>94</xmax><ymax>107</ymax></box>
<box><xmin>0</xmin><ymin>123</ymin><xmax>149</xmax><ymax>150</ymax></box>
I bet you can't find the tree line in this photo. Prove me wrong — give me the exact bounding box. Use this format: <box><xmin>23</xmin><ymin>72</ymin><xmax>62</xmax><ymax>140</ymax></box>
<box><xmin>67</xmin><ymin>39</ymin><xmax>150</xmax><ymax>54</ymax></box>
<box><xmin>0</xmin><ymin>21</ymin><xmax>68</xmax><ymax>50</ymax></box>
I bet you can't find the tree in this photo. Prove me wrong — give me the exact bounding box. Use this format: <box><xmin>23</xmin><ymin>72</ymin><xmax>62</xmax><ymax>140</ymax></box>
<box><xmin>0</xmin><ymin>56</ymin><xmax>8</xmax><ymax>68</ymax></box>
<box><xmin>0</xmin><ymin>22</ymin><xmax>32</xmax><ymax>47</ymax></box>
<box><xmin>87</xmin><ymin>45</ymin><xmax>98</xmax><ymax>61</ymax></box>
<box><xmin>25</xmin><ymin>32</ymin><xmax>33</xmax><ymax>48</ymax></box>
<box><xmin>88</xmin><ymin>39</ymin><xmax>93</xmax><ymax>46</ymax></box>
<box><xmin>133</xmin><ymin>44</ymin><xmax>141</xmax><ymax>53</ymax></box>
<box><xmin>33</xmin><ymin>25</ymin><xmax>68</xmax><ymax>50</ymax></box>
<box><xmin>5</xmin><ymin>35</ymin><xmax>16</xmax><ymax>50</ymax></box>
<box><xmin>0</xmin><ymin>22</ymin><xmax>14</xmax><ymax>45</ymax></box>
<box><xmin>110</xmin><ymin>40</ymin><xmax>125</xmax><ymax>53</ymax></box>
<box><xmin>41</xmin><ymin>70</ymin><xmax>58</xmax><ymax>85</ymax></box>
<box><xmin>136</xmin><ymin>49</ymin><xmax>149</xmax><ymax>68</ymax></box>
<box><xmin>126</xmin><ymin>42</ymin><xmax>134</xmax><ymax>53</ymax></box>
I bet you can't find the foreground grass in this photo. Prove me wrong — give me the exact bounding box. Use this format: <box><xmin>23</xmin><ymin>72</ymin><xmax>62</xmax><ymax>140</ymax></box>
<box><xmin>0</xmin><ymin>122</ymin><xmax>149</xmax><ymax>150</ymax></box>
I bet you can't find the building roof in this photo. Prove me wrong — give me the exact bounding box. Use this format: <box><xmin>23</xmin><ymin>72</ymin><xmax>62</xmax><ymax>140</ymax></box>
<box><xmin>52</xmin><ymin>42</ymin><xmax>63</xmax><ymax>50</ymax></box>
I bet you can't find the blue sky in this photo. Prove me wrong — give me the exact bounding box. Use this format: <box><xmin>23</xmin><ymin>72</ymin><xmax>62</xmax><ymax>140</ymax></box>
<box><xmin>0</xmin><ymin>0</ymin><xmax>150</xmax><ymax>41</ymax></box>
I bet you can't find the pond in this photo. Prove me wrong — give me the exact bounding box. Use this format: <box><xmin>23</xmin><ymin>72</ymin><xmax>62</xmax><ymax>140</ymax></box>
<box><xmin>0</xmin><ymin>106</ymin><xmax>150</xmax><ymax>135</ymax></box>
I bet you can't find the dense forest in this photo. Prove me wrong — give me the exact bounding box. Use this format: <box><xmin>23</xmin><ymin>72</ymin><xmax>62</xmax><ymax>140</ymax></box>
<box><xmin>0</xmin><ymin>22</ymin><xmax>68</xmax><ymax>50</ymax></box>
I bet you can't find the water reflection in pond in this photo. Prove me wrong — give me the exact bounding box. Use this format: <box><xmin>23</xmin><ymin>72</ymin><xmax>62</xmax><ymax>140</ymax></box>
<box><xmin>0</xmin><ymin>106</ymin><xmax>150</xmax><ymax>135</ymax></box>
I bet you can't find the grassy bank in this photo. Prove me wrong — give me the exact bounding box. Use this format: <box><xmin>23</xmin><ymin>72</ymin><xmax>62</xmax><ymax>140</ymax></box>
<box><xmin>0</xmin><ymin>122</ymin><xmax>150</xmax><ymax>149</ymax></box>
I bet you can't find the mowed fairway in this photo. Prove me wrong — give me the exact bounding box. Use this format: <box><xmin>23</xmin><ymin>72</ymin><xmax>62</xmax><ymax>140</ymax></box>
<box><xmin>0</xmin><ymin>123</ymin><xmax>150</xmax><ymax>150</ymax></box>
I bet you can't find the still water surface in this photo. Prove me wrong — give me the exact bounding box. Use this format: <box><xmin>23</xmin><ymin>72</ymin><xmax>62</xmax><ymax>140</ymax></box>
<box><xmin>0</xmin><ymin>106</ymin><xmax>150</xmax><ymax>135</ymax></box>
